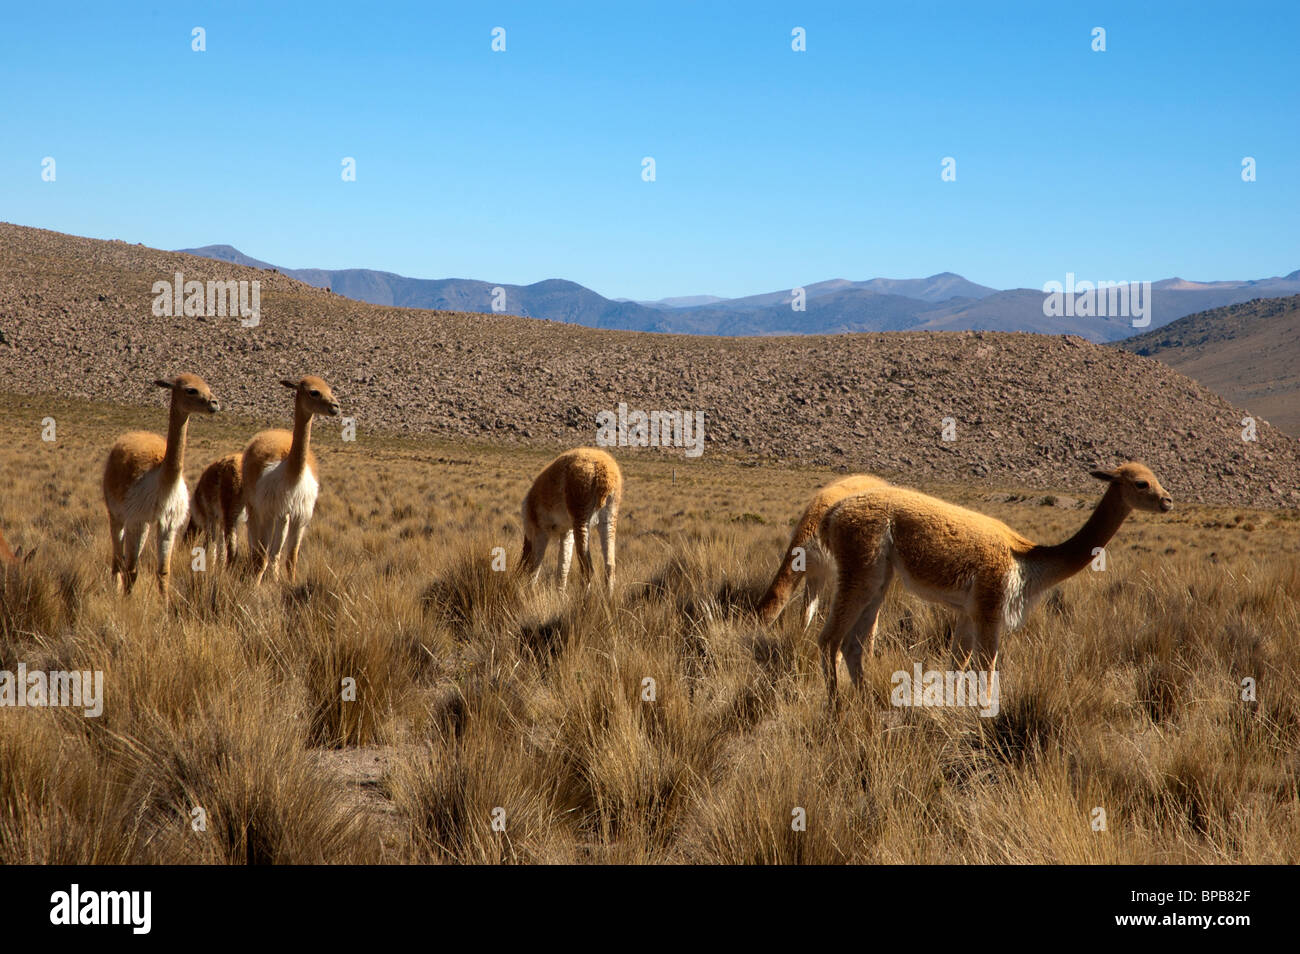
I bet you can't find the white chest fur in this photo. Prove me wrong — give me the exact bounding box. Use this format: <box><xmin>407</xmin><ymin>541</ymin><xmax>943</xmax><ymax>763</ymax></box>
<box><xmin>254</xmin><ymin>460</ymin><xmax>319</xmax><ymax>522</ymax></box>
<box><xmin>1002</xmin><ymin>560</ymin><xmax>1038</xmax><ymax>631</ymax></box>
<box><xmin>117</xmin><ymin>468</ymin><xmax>190</xmax><ymax>532</ymax></box>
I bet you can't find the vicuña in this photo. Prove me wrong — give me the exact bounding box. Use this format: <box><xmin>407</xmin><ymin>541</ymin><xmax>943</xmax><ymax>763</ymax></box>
<box><xmin>241</xmin><ymin>376</ymin><xmax>340</xmax><ymax>585</ymax></box>
<box><xmin>187</xmin><ymin>452</ymin><xmax>245</xmax><ymax>568</ymax></box>
<box><xmin>519</xmin><ymin>447</ymin><xmax>622</xmax><ymax>595</ymax></box>
<box><xmin>102</xmin><ymin>374</ymin><xmax>220</xmax><ymax>603</ymax></box>
<box><xmin>814</xmin><ymin>462</ymin><xmax>1173</xmax><ymax>702</ymax></box>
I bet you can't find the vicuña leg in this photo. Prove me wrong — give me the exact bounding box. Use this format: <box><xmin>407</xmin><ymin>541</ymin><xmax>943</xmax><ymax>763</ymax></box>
<box><xmin>968</xmin><ymin>589</ymin><xmax>1003</xmax><ymax>677</ymax></box>
<box><xmin>262</xmin><ymin>516</ymin><xmax>290</xmax><ymax>583</ymax></box>
<box><xmin>122</xmin><ymin>524</ymin><xmax>148</xmax><ymax>595</ymax></box>
<box><xmin>523</xmin><ymin>531</ymin><xmax>550</xmax><ymax>586</ymax></box>
<box><xmin>556</xmin><ymin>529</ymin><xmax>575</xmax><ymax>589</ymax></box>
<box><xmin>109</xmin><ymin>514</ymin><xmax>125</xmax><ymax>591</ymax></box>
<box><xmin>952</xmin><ymin>617</ymin><xmax>978</xmax><ymax>670</ymax></box>
<box><xmin>595</xmin><ymin>500</ymin><xmax>617</xmax><ymax>595</ymax></box>
<box><xmin>155</xmin><ymin>522</ymin><xmax>178</xmax><ymax>602</ymax></box>
<box><xmin>971</xmin><ymin>618</ymin><xmax>1001</xmax><ymax>678</ymax></box>
<box><xmin>209</xmin><ymin>524</ymin><xmax>224</xmax><ymax>568</ymax></box>
<box><xmin>247</xmin><ymin>511</ymin><xmax>269</xmax><ymax>579</ymax></box>
<box><xmin>572</xmin><ymin>519</ymin><xmax>594</xmax><ymax>587</ymax></box>
<box><xmin>839</xmin><ymin>567</ymin><xmax>892</xmax><ymax>688</ymax></box>
<box><xmin>817</xmin><ymin>579</ymin><xmax>875</xmax><ymax>705</ymax></box>
<box><xmin>284</xmin><ymin>516</ymin><xmax>309</xmax><ymax>582</ymax></box>
<box><xmin>223</xmin><ymin>520</ymin><xmax>239</xmax><ymax>566</ymax></box>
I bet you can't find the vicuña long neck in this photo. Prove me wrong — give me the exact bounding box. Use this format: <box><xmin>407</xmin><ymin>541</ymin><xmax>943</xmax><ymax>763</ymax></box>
<box><xmin>285</xmin><ymin>402</ymin><xmax>313</xmax><ymax>480</ymax></box>
<box><xmin>1027</xmin><ymin>483</ymin><xmax>1132</xmax><ymax>593</ymax></box>
<box><xmin>161</xmin><ymin>402</ymin><xmax>190</xmax><ymax>488</ymax></box>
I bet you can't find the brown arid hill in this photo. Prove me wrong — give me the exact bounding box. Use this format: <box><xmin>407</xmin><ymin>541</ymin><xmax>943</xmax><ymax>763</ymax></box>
<box><xmin>1</xmin><ymin>221</ymin><xmax>1297</xmax><ymax>508</ymax></box>
<box><xmin>1116</xmin><ymin>295</ymin><xmax>1300</xmax><ymax>438</ymax></box>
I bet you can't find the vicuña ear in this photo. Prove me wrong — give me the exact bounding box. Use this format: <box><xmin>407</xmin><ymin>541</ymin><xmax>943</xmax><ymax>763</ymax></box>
<box><xmin>1090</xmin><ymin>469</ymin><xmax>1116</xmax><ymax>482</ymax></box>
<box><xmin>154</xmin><ymin>378</ymin><xmax>174</xmax><ymax>389</ymax></box>
<box><xmin>280</xmin><ymin>379</ymin><xmax>298</xmax><ymax>390</ymax></box>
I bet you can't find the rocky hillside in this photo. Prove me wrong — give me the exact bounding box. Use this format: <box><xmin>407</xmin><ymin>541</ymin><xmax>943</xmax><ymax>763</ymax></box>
<box><xmin>1117</xmin><ymin>295</ymin><xmax>1300</xmax><ymax>438</ymax></box>
<box><xmin>2</xmin><ymin>222</ymin><xmax>1297</xmax><ymax>507</ymax></box>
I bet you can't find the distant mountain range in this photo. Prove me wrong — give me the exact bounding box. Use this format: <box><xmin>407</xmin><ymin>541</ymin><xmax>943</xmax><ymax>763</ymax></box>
<box><xmin>177</xmin><ymin>244</ymin><xmax>1300</xmax><ymax>342</ymax></box>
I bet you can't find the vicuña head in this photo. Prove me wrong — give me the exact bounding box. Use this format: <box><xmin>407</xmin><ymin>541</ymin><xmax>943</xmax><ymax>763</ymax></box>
<box><xmin>1089</xmin><ymin>461</ymin><xmax>1173</xmax><ymax>513</ymax></box>
<box><xmin>518</xmin><ymin>447</ymin><xmax>622</xmax><ymax>595</ymax></box>
<box><xmin>813</xmin><ymin>460</ymin><xmax>1172</xmax><ymax>703</ymax></box>
<box><xmin>241</xmin><ymin>375</ymin><xmax>341</xmax><ymax>585</ymax></box>
<box><xmin>280</xmin><ymin>375</ymin><xmax>342</xmax><ymax>420</ymax></box>
<box><xmin>102</xmin><ymin>373</ymin><xmax>220</xmax><ymax>603</ymax></box>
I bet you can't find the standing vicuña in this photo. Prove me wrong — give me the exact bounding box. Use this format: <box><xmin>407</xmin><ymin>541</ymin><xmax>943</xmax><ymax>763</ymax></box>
<box><xmin>241</xmin><ymin>376</ymin><xmax>340</xmax><ymax>585</ymax></box>
<box><xmin>756</xmin><ymin>473</ymin><xmax>888</xmax><ymax>629</ymax></box>
<box><xmin>188</xmin><ymin>452</ymin><xmax>245</xmax><ymax>568</ymax></box>
<box><xmin>102</xmin><ymin>374</ymin><xmax>220</xmax><ymax>602</ymax></box>
<box><xmin>814</xmin><ymin>462</ymin><xmax>1173</xmax><ymax>702</ymax></box>
<box><xmin>519</xmin><ymin>448</ymin><xmax>622</xmax><ymax>594</ymax></box>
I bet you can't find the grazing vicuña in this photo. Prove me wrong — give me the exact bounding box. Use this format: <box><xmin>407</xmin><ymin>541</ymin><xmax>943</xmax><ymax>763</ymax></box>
<box><xmin>519</xmin><ymin>447</ymin><xmax>622</xmax><ymax>594</ymax></box>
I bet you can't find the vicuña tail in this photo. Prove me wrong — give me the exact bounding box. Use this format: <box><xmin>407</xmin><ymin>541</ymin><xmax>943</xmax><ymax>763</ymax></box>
<box><xmin>755</xmin><ymin>514</ymin><xmax>821</xmax><ymax>625</ymax></box>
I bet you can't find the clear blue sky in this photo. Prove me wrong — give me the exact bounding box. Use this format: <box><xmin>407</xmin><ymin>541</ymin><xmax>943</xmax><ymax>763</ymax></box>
<box><xmin>2</xmin><ymin>1</ymin><xmax>1297</xmax><ymax>300</ymax></box>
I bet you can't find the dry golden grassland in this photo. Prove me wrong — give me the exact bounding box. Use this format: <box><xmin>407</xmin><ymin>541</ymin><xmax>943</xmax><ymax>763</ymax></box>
<box><xmin>1</xmin><ymin>392</ymin><xmax>1297</xmax><ymax>863</ymax></box>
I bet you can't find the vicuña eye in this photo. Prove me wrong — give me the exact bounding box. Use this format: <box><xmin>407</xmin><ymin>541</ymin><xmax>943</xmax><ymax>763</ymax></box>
<box><xmin>186</xmin><ymin>388</ymin><xmax>198</xmax><ymax>395</ymax></box>
<box><xmin>310</xmin><ymin>390</ymin><xmax>321</xmax><ymax>398</ymax></box>
<box><xmin>1135</xmin><ymin>480</ymin><xmax>1149</xmax><ymax>489</ymax></box>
